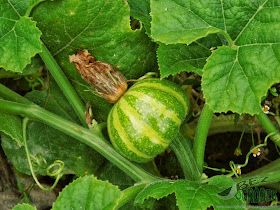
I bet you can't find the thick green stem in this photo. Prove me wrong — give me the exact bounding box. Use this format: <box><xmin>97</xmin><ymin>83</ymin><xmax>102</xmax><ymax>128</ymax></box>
<box><xmin>0</xmin><ymin>83</ymin><xmax>33</xmax><ymax>105</ymax></box>
<box><xmin>39</xmin><ymin>43</ymin><xmax>87</xmax><ymax>127</ymax></box>
<box><xmin>193</xmin><ymin>104</ymin><xmax>214</xmax><ymax>173</ymax></box>
<box><xmin>170</xmin><ymin>132</ymin><xmax>201</xmax><ymax>181</ymax></box>
<box><xmin>0</xmin><ymin>99</ymin><xmax>159</xmax><ymax>184</ymax></box>
<box><xmin>257</xmin><ymin>112</ymin><xmax>280</xmax><ymax>148</ymax></box>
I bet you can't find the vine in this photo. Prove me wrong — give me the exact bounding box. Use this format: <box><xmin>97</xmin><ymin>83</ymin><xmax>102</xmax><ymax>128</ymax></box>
<box><xmin>22</xmin><ymin>118</ymin><xmax>64</xmax><ymax>191</ymax></box>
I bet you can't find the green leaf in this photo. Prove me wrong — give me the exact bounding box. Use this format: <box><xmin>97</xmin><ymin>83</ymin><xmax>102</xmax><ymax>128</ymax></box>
<box><xmin>0</xmin><ymin>113</ymin><xmax>23</xmax><ymax>146</ymax></box>
<box><xmin>1</xmin><ymin>80</ymin><xmax>104</xmax><ymax>176</ymax></box>
<box><xmin>158</xmin><ymin>43</ymin><xmax>210</xmax><ymax>78</ymax></box>
<box><xmin>202</xmin><ymin>44</ymin><xmax>280</xmax><ymax>114</ymax></box>
<box><xmin>127</xmin><ymin>0</ymin><xmax>152</xmax><ymax>35</ymax></box>
<box><xmin>208</xmin><ymin>175</ymin><xmax>236</xmax><ymax>189</ymax></box>
<box><xmin>150</xmin><ymin>0</ymin><xmax>269</xmax><ymax>45</ymax></box>
<box><xmin>0</xmin><ymin>0</ymin><xmax>42</xmax><ymax>72</ymax></box>
<box><xmin>151</xmin><ymin>0</ymin><xmax>280</xmax><ymax>114</ymax></box>
<box><xmin>52</xmin><ymin>176</ymin><xmax>121</xmax><ymax>210</ymax></box>
<box><xmin>150</xmin><ymin>0</ymin><xmax>223</xmax><ymax>44</ymax></box>
<box><xmin>12</xmin><ymin>203</ymin><xmax>36</xmax><ymax>210</ymax></box>
<box><xmin>135</xmin><ymin>179</ymin><xmax>245</xmax><ymax>209</ymax></box>
<box><xmin>32</xmin><ymin>0</ymin><xmax>158</xmax><ymax>79</ymax></box>
<box><xmin>32</xmin><ymin>0</ymin><xmax>158</xmax><ymax>121</ymax></box>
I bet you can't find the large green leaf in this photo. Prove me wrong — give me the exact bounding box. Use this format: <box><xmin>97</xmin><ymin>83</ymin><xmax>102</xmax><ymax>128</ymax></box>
<box><xmin>0</xmin><ymin>0</ymin><xmax>42</xmax><ymax>72</ymax></box>
<box><xmin>150</xmin><ymin>0</ymin><xmax>265</xmax><ymax>45</ymax></box>
<box><xmin>135</xmin><ymin>179</ymin><xmax>245</xmax><ymax>209</ymax></box>
<box><xmin>52</xmin><ymin>176</ymin><xmax>121</xmax><ymax>210</ymax></box>
<box><xmin>32</xmin><ymin>0</ymin><xmax>158</xmax><ymax>121</ymax></box>
<box><xmin>151</xmin><ymin>0</ymin><xmax>280</xmax><ymax>114</ymax></box>
<box><xmin>150</xmin><ymin>0</ymin><xmax>225</xmax><ymax>44</ymax></box>
<box><xmin>202</xmin><ymin>45</ymin><xmax>280</xmax><ymax>114</ymax></box>
<box><xmin>1</xmin><ymin>80</ymin><xmax>104</xmax><ymax>176</ymax></box>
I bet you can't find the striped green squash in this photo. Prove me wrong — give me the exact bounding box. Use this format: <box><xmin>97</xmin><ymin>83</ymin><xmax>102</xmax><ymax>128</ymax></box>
<box><xmin>107</xmin><ymin>78</ymin><xmax>189</xmax><ymax>162</ymax></box>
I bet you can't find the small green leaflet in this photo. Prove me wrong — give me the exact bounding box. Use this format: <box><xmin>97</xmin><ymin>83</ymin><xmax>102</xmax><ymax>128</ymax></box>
<box><xmin>0</xmin><ymin>0</ymin><xmax>42</xmax><ymax>72</ymax></box>
<box><xmin>151</xmin><ymin>0</ymin><xmax>280</xmax><ymax>114</ymax></box>
<box><xmin>12</xmin><ymin>203</ymin><xmax>36</xmax><ymax>210</ymax></box>
<box><xmin>52</xmin><ymin>176</ymin><xmax>121</xmax><ymax>210</ymax></box>
<box><xmin>135</xmin><ymin>179</ymin><xmax>245</xmax><ymax>210</ymax></box>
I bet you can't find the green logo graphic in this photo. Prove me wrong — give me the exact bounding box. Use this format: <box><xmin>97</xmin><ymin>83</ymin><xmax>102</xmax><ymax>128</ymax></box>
<box><xmin>217</xmin><ymin>176</ymin><xmax>277</xmax><ymax>203</ymax></box>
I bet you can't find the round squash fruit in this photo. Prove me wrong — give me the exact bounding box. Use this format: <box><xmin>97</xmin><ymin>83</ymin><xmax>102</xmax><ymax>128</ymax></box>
<box><xmin>107</xmin><ymin>78</ymin><xmax>189</xmax><ymax>162</ymax></box>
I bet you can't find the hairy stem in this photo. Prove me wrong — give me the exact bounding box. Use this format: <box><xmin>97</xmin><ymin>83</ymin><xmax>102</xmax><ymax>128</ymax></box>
<box><xmin>170</xmin><ymin>132</ymin><xmax>201</xmax><ymax>181</ymax></box>
<box><xmin>0</xmin><ymin>99</ymin><xmax>159</xmax><ymax>183</ymax></box>
<box><xmin>39</xmin><ymin>43</ymin><xmax>87</xmax><ymax>127</ymax></box>
<box><xmin>257</xmin><ymin>112</ymin><xmax>280</xmax><ymax>148</ymax></box>
<box><xmin>193</xmin><ymin>104</ymin><xmax>214</xmax><ymax>173</ymax></box>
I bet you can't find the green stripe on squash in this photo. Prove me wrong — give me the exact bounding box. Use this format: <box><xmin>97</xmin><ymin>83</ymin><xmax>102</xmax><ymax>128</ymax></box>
<box><xmin>108</xmin><ymin>78</ymin><xmax>189</xmax><ymax>162</ymax></box>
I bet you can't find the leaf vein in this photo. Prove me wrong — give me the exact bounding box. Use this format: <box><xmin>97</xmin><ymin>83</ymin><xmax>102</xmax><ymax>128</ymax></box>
<box><xmin>53</xmin><ymin>0</ymin><xmax>108</xmax><ymax>56</ymax></box>
<box><xmin>220</xmin><ymin>0</ymin><xmax>227</xmax><ymax>32</ymax></box>
<box><xmin>173</xmin><ymin>0</ymin><xmax>212</xmax><ymax>27</ymax></box>
<box><xmin>234</xmin><ymin>0</ymin><xmax>268</xmax><ymax>43</ymax></box>
<box><xmin>7</xmin><ymin>0</ymin><xmax>21</xmax><ymax>17</ymax></box>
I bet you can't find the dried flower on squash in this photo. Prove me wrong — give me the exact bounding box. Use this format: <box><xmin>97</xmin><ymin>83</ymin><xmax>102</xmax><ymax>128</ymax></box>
<box><xmin>69</xmin><ymin>50</ymin><xmax>127</xmax><ymax>103</ymax></box>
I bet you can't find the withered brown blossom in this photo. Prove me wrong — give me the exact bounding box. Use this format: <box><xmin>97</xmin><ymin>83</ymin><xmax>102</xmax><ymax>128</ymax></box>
<box><xmin>69</xmin><ymin>50</ymin><xmax>127</xmax><ymax>103</ymax></box>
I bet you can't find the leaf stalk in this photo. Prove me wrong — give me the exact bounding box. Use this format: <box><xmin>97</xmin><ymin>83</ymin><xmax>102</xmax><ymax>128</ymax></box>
<box><xmin>193</xmin><ymin>104</ymin><xmax>214</xmax><ymax>173</ymax></box>
<box><xmin>39</xmin><ymin>42</ymin><xmax>87</xmax><ymax>127</ymax></box>
<box><xmin>170</xmin><ymin>132</ymin><xmax>201</xmax><ymax>181</ymax></box>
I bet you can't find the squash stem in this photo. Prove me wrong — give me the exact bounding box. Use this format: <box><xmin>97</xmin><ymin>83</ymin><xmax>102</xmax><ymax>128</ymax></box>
<box><xmin>170</xmin><ymin>132</ymin><xmax>201</xmax><ymax>181</ymax></box>
<box><xmin>256</xmin><ymin>112</ymin><xmax>280</xmax><ymax>148</ymax></box>
<box><xmin>0</xmin><ymin>83</ymin><xmax>33</xmax><ymax>105</ymax></box>
<box><xmin>193</xmin><ymin>104</ymin><xmax>214</xmax><ymax>173</ymax></box>
<box><xmin>0</xmin><ymin>99</ymin><xmax>160</xmax><ymax>184</ymax></box>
